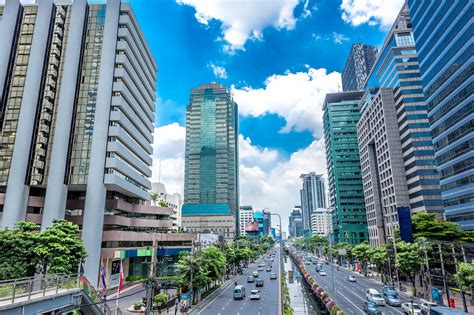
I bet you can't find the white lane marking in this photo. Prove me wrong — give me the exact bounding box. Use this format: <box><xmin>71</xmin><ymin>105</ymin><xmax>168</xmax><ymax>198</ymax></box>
<box><xmin>338</xmin><ymin>291</ymin><xmax>365</xmax><ymax>314</ymax></box>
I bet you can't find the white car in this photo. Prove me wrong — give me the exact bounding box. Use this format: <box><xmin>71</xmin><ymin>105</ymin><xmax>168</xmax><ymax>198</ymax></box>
<box><xmin>348</xmin><ymin>275</ymin><xmax>356</xmax><ymax>282</ymax></box>
<box><xmin>401</xmin><ymin>302</ymin><xmax>422</xmax><ymax>315</ymax></box>
<box><xmin>366</xmin><ymin>288</ymin><xmax>385</xmax><ymax>306</ymax></box>
<box><xmin>319</xmin><ymin>271</ymin><xmax>327</xmax><ymax>276</ymax></box>
<box><xmin>249</xmin><ymin>289</ymin><xmax>261</xmax><ymax>300</ymax></box>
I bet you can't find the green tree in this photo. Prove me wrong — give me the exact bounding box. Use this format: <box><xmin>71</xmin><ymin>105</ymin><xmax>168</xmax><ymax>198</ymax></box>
<box><xmin>353</xmin><ymin>242</ymin><xmax>371</xmax><ymax>275</ymax></box>
<box><xmin>0</xmin><ymin>222</ymin><xmax>40</xmax><ymax>280</ymax></box>
<box><xmin>412</xmin><ymin>213</ymin><xmax>474</xmax><ymax>243</ymax></box>
<box><xmin>395</xmin><ymin>241</ymin><xmax>422</xmax><ymax>287</ymax></box>
<box><xmin>370</xmin><ymin>245</ymin><xmax>388</xmax><ymax>282</ymax></box>
<box><xmin>0</xmin><ymin>220</ymin><xmax>86</xmax><ymax>280</ymax></box>
<box><xmin>455</xmin><ymin>262</ymin><xmax>474</xmax><ymax>293</ymax></box>
<box><xmin>201</xmin><ymin>246</ymin><xmax>226</xmax><ymax>283</ymax></box>
<box><xmin>153</xmin><ymin>293</ymin><xmax>168</xmax><ymax>310</ymax></box>
<box><xmin>150</xmin><ymin>192</ymin><xmax>159</xmax><ymax>205</ymax></box>
<box><xmin>158</xmin><ymin>199</ymin><xmax>167</xmax><ymax>207</ymax></box>
<box><xmin>34</xmin><ymin>220</ymin><xmax>87</xmax><ymax>274</ymax></box>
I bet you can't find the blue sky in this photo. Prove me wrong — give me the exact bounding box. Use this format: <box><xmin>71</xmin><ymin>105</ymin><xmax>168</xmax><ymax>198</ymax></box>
<box><xmin>140</xmin><ymin>0</ymin><xmax>405</xmax><ymax>230</ymax></box>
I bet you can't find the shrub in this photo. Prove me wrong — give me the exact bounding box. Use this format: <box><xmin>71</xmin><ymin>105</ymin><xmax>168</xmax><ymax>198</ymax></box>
<box><xmin>133</xmin><ymin>301</ymin><xmax>142</xmax><ymax>310</ymax></box>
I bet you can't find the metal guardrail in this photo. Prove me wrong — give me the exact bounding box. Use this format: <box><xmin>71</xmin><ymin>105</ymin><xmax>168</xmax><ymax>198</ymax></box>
<box><xmin>0</xmin><ymin>273</ymin><xmax>79</xmax><ymax>305</ymax></box>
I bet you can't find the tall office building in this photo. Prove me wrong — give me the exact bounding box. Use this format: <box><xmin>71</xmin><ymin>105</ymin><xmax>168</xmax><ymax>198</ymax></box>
<box><xmin>311</xmin><ymin>208</ymin><xmax>330</xmax><ymax>237</ymax></box>
<box><xmin>263</xmin><ymin>209</ymin><xmax>271</xmax><ymax>236</ymax></box>
<box><xmin>288</xmin><ymin>206</ymin><xmax>303</xmax><ymax>238</ymax></box>
<box><xmin>0</xmin><ymin>0</ymin><xmax>186</xmax><ymax>285</ymax></box>
<box><xmin>300</xmin><ymin>172</ymin><xmax>326</xmax><ymax>236</ymax></box>
<box><xmin>359</xmin><ymin>4</ymin><xmax>443</xmax><ymax>247</ymax></box>
<box><xmin>342</xmin><ymin>43</ymin><xmax>378</xmax><ymax>92</ymax></box>
<box><xmin>182</xmin><ymin>83</ymin><xmax>239</xmax><ymax>238</ymax></box>
<box><xmin>407</xmin><ymin>0</ymin><xmax>473</xmax><ymax>230</ymax></box>
<box><xmin>323</xmin><ymin>91</ymin><xmax>368</xmax><ymax>244</ymax></box>
<box><xmin>238</xmin><ymin>206</ymin><xmax>254</xmax><ymax>237</ymax></box>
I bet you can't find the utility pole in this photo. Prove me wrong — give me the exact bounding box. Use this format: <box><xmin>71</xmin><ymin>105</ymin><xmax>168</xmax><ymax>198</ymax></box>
<box><xmin>438</xmin><ymin>244</ymin><xmax>450</xmax><ymax>304</ymax></box>
<box><xmin>451</xmin><ymin>244</ymin><xmax>468</xmax><ymax>312</ymax></box>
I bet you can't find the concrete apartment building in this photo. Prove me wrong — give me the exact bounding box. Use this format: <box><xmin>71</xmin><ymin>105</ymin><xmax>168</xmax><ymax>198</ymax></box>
<box><xmin>358</xmin><ymin>4</ymin><xmax>443</xmax><ymax>247</ymax></box>
<box><xmin>0</xmin><ymin>0</ymin><xmax>195</xmax><ymax>285</ymax></box>
<box><xmin>239</xmin><ymin>205</ymin><xmax>254</xmax><ymax>237</ymax></box>
<box><xmin>151</xmin><ymin>182</ymin><xmax>183</xmax><ymax>229</ymax></box>
<box><xmin>288</xmin><ymin>206</ymin><xmax>303</xmax><ymax>238</ymax></box>
<box><xmin>300</xmin><ymin>172</ymin><xmax>326</xmax><ymax>236</ymax></box>
<box><xmin>311</xmin><ymin>208</ymin><xmax>330</xmax><ymax>237</ymax></box>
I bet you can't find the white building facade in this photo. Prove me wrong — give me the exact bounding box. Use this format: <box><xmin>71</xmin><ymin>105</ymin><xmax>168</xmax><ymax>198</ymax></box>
<box><xmin>151</xmin><ymin>182</ymin><xmax>182</xmax><ymax>229</ymax></box>
<box><xmin>238</xmin><ymin>206</ymin><xmax>254</xmax><ymax>236</ymax></box>
<box><xmin>311</xmin><ymin>208</ymin><xmax>330</xmax><ymax>236</ymax></box>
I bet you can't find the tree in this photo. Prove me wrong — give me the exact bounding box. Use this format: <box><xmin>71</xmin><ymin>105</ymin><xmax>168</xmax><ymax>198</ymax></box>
<box><xmin>0</xmin><ymin>222</ymin><xmax>40</xmax><ymax>280</ymax></box>
<box><xmin>0</xmin><ymin>220</ymin><xmax>86</xmax><ymax>280</ymax></box>
<box><xmin>158</xmin><ymin>199</ymin><xmax>167</xmax><ymax>207</ymax></box>
<box><xmin>150</xmin><ymin>192</ymin><xmax>159</xmax><ymax>205</ymax></box>
<box><xmin>412</xmin><ymin>213</ymin><xmax>474</xmax><ymax>243</ymax></box>
<box><xmin>353</xmin><ymin>242</ymin><xmax>371</xmax><ymax>275</ymax></box>
<box><xmin>201</xmin><ymin>246</ymin><xmax>226</xmax><ymax>283</ymax></box>
<box><xmin>370</xmin><ymin>245</ymin><xmax>389</xmax><ymax>282</ymax></box>
<box><xmin>395</xmin><ymin>241</ymin><xmax>422</xmax><ymax>288</ymax></box>
<box><xmin>455</xmin><ymin>262</ymin><xmax>474</xmax><ymax>293</ymax></box>
<box><xmin>34</xmin><ymin>220</ymin><xmax>87</xmax><ymax>274</ymax></box>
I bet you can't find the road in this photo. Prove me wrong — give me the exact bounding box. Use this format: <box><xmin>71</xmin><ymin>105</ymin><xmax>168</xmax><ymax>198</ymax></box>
<box><xmin>190</xmin><ymin>249</ymin><xmax>282</xmax><ymax>315</ymax></box>
<box><xmin>300</xmin><ymin>252</ymin><xmax>423</xmax><ymax>315</ymax></box>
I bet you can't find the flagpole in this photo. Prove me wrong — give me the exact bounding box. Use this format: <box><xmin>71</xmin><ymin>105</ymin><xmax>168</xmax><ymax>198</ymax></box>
<box><xmin>116</xmin><ymin>259</ymin><xmax>123</xmax><ymax>315</ymax></box>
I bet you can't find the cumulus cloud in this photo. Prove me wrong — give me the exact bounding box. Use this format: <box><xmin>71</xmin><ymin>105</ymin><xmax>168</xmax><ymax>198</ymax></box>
<box><xmin>152</xmin><ymin>123</ymin><xmax>328</xmax><ymax>230</ymax></box>
<box><xmin>239</xmin><ymin>139</ymin><xmax>328</xmax><ymax>230</ymax></box>
<box><xmin>176</xmin><ymin>0</ymin><xmax>300</xmax><ymax>52</ymax></box>
<box><xmin>231</xmin><ymin>67</ymin><xmax>341</xmax><ymax>136</ymax></box>
<box><xmin>208</xmin><ymin>62</ymin><xmax>228</xmax><ymax>79</ymax></box>
<box><xmin>332</xmin><ymin>32</ymin><xmax>349</xmax><ymax>44</ymax></box>
<box><xmin>340</xmin><ymin>0</ymin><xmax>404</xmax><ymax>28</ymax></box>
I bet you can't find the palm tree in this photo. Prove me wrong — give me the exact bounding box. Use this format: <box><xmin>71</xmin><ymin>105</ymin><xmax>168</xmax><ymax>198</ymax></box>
<box><xmin>150</xmin><ymin>192</ymin><xmax>159</xmax><ymax>205</ymax></box>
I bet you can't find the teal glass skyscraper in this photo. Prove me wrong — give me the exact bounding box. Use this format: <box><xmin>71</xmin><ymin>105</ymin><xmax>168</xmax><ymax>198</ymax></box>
<box><xmin>323</xmin><ymin>91</ymin><xmax>368</xmax><ymax>244</ymax></box>
<box><xmin>183</xmin><ymin>83</ymin><xmax>239</xmax><ymax>224</ymax></box>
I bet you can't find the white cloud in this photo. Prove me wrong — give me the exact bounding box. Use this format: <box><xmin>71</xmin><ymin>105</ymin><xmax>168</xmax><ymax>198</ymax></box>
<box><xmin>240</xmin><ymin>138</ymin><xmax>328</xmax><ymax>231</ymax></box>
<box><xmin>332</xmin><ymin>32</ymin><xmax>349</xmax><ymax>44</ymax></box>
<box><xmin>208</xmin><ymin>62</ymin><xmax>228</xmax><ymax>79</ymax></box>
<box><xmin>152</xmin><ymin>123</ymin><xmax>327</xmax><ymax>231</ymax></box>
<box><xmin>340</xmin><ymin>0</ymin><xmax>404</xmax><ymax>28</ymax></box>
<box><xmin>231</xmin><ymin>67</ymin><xmax>341</xmax><ymax>136</ymax></box>
<box><xmin>151</xmin><ymin>123</ymin><xmax>186</xmax><ymax>194</ymax></box>
<box><xmin>176</xmin><ymin>0</ymin><xmax>300</xmax><ymax>52</ymax></box>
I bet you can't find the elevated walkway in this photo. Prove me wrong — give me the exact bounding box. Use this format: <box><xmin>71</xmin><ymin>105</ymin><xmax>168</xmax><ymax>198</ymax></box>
<box><xmin>0</xmin><ymin>274</ymin><xmax>122</xmax><ymax>314</ymax></box>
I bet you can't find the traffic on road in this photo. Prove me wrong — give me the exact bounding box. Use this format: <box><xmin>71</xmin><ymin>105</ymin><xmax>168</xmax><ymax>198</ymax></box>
<box><xmin>190</xmin><ymin>248</ymin><xmax>281</xmax><ymax>315</ymax></box>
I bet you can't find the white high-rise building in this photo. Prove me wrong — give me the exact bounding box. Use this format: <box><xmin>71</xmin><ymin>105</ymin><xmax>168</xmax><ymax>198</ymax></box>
<box><xmin>311</xmin><ymin>208</ymin><xmax>330</xmax><ymax>236</ymax></box>
<box><xmin>239</xmin><ymin>206</ymin><xmax>254</xmax><ymax>236</ymax></box>
<box><xmin>151</xmin><ymin>182</ymin><xmax>182</xmax><ymax>229</ymax></box>
<box><xmin>300</xmin><ymin>173</ymin><xmax>327</xmax><ymax>235</ymax></box>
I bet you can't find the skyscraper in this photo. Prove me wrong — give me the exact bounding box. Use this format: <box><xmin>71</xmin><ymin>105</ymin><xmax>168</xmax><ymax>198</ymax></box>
<box><xmin>323</xmin><ymin>91</ymin><xmax>367</xmax><ymax>244</ymax></box>
<box><xmin>182</xmin><ymin>83</ymin><xmax>239</xmax><ymax>238</ymax></box>
<box><xmin>0</xmin><ymin>0</ymin><xmax>163</xmax><ymax>284</ymax></box>
<box><xmin>359</xmin><ymin>4</ymin><xmax>443</xmax><ymax>247</ymax></box>
<box><xmin>407</xmin><ymin>0</ymin><xmax>473</xmax><ymax>230</ymax></box>
<box><xmin>342</xmin><ymin>43</ymin><xmax>378</xmax><ymax>92</ymax></box>
<box><xmin>300</xmin><ymin>172</ymin><xmax>326</xmax><ymax>236</ymax></box>
<box><xmin>288</xmin><ymin>206</ymin><xmax>303</xmax><ymax>238</ymax></box>
<box><xmin>263</xmin><ymin>209</ymin><xmax>271</xmax><ymax>236</ymax></box>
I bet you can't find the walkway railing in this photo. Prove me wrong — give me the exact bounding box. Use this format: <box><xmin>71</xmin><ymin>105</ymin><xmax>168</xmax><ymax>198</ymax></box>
<box><xmin>0</xmin><ymin>273</ymin><xmax>79</xmax><ymax>305</ymax></box>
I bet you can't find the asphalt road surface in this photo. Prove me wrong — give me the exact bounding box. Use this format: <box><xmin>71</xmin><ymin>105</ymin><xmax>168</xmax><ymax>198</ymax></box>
<box><xmin>301</xmin><ymin>252</ymin><xmax>423</xmax><ymax>315</ymax></box>
<box><xmin>190</xmin><ymin>249</ymin><xmax>282</xmax><ymax>315</ymax></box>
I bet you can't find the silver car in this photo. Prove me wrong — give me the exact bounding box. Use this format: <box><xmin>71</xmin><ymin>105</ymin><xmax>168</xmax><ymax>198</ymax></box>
<box><xmin>383</xmin><ymin>292</ymin><xmax>401</xmax><ymax>306</ymax></box>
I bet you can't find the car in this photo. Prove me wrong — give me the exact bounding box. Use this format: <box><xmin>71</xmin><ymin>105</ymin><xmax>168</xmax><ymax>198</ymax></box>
<box><xmin>319</xmin><ymin>271</ymin><xmax>327</xmax><ymax>276</ymax></box>
<box><xmin>382</xmin><ymin>285</ymin><xmax>397</xmax><ymax>296</ymax></box>
<box><xmin>258</xmin><ymin>263</ymin><xmax>266</xmax><ymax>268</ymax></box>
<box><xmin>270</xmin><ymin>272</ymin><xmax>277</xmax><ymax>279</ymax></box>
<box><xmin>364</xmin><ymin>300</ymin><xmax>382</xmax><ymax>315</ymax></box>
<box><xmin>305</xmin><ymin>260</ymin><xmax>311</xmax><ymax>265</ymax></box>
<box><xmin>253</xmin><ymin>271</ymin><xmax>259</xmax><ymax>278</ymax></box>
<box><xmin>312</xmin><ymin>260</ymin><xmax>318</xmax><ymax>265</ymax></box>
<box><xmin>266</xmin><ymin>266</ymin><xmax>272</xmax><ymax>272</ymax></box>
<box><xmin>258</xmin><ymin>267</ymin><xmax>264</xmax><ymax>271</ymax></box>
<box><xmin>401</xmin><ymin>302</ymin><xmax>422</xmax><ymax>315</ymax></box>
<box><xmin>233</xmin><ymin>285</ymin><xmax>246</xmax><ymax>300</ymax></box>
<box><xmin>348</xmin><ymin>275</ymin><xmax>356</xmax><ymax>282</ymax></box>
<box><xmin>249</xmin><ymin>289</ymin><xmax>261</xmax><ymax>300</ymax></box>
<box><xmin>247</xmin><ymin>276</ymin><xmax>255</xmax><ymax>283</ymax></box>
<box><xmin>420</xmin><ymin>302</ymin><xmax>438</xmax><ymax>315</ymax></box>
<box><xmin>256</xmin><ymin>279</ymin><xmax>264</xmax><ymax>287</ymax></box>
<box><xmin>383</xmin><ymin>292</ymin><xmax>401</xmax><ymax>306</ymax></box>
<box><xmin>366</xmin><ymin>288</ymin><xmax>385</xmax><ymax>306</ymax></box>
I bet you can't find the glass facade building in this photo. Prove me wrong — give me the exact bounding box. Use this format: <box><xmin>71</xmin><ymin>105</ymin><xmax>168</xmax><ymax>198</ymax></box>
<box><xmin>323</xmin><ymin>91</ymin><xmax>368</xmax><ymax>244</ymax></box>
<box><xmin>360</xmin><ymin>4</ymin><xmax>443</xmax><ymax>246</ymax></box>
<box><xmin>299</xmin><ymin>172</ymin><xmax>327</xmax><ymax>236</ymax></box>
<box><xmin>407</xmin><ymin>0</ymin><xmax>473</xmax><ymax>230</ymax></box>
<box><xmin>342</xmin><ymin>43</ymin><xmax>378</xmax><ymax>92</ymax></box>
<box><xmin>183</xmin><ymin>83</ymin><xmax>239</xmax><ymax>232</ymax></box>
<box><xmin>0</xmin><ymin>0</ymin><xmax>169</xmax><ymax>285</ymax></box>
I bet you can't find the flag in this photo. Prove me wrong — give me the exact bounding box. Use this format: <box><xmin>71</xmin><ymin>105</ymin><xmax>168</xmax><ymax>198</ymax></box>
<box><xmin>100</xmin><ymin>265</ymin><xmax>107</xmax><ymax>301</ymax></box>
<box><xmin>118</xmin><ymin>260</ymin><xmax>124</xmax><ymax>294</ymax></box>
